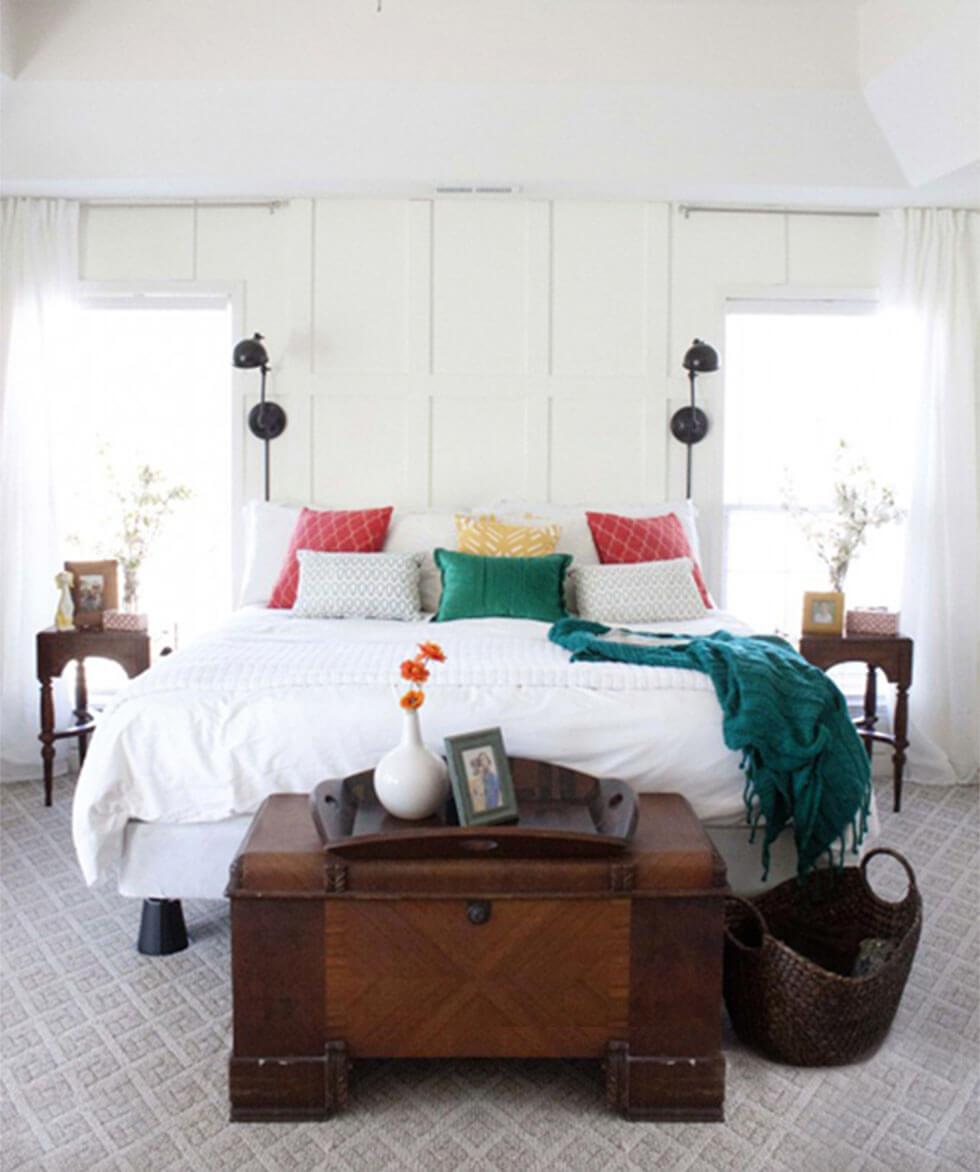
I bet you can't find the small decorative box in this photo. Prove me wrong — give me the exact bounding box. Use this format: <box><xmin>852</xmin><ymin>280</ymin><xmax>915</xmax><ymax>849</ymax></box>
<box><xmin>846</xmin><ymin>608</ymin><xmax>899</xmax><ymax>637</ymax></box>
<box><xmin>103</xmin><ymin>609</ymin><xmax>149</xmax><ymax>632</ymax></box>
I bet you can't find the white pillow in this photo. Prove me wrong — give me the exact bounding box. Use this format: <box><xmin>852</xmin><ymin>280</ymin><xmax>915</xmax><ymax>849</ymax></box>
<box><xmin>572</xmin><ymin>558</ymin><xmax>707</xmax><ymax>624</ymax></box>
<box><xmin>239</xmin><ymin>501</ymin><xmax>301</xmax><ymax>606</ymax></box>
<box><xmin>382</xmin><ymin>511</ymin><xmax>461</xmax><ymax>613</ymax></box>
<box><xmin>293</xmin><ymin>551</ymin><xmax>423</xmax><ymax>620</ymax></box>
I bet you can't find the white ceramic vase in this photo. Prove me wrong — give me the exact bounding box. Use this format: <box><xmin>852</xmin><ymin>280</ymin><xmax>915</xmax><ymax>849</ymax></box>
<box><xmin>374</xmin><ymin>707</ymin><xmax>449</xmax><ymax>820</ymax></box>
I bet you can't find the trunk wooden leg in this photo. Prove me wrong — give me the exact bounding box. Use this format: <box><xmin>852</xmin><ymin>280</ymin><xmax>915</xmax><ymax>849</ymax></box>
<box><xmin>605</xmin><ymin>1042</ymin><xmax>725</xmax><ymax>1121</ymax></box>
<box><xmin>230</xmin><ymin>1043</ymin><xmax>350</xmax><ymax>1122</ymax></box>
<box><xmin>624</xmin><ymin>891</ymin><xmax>727</xmax><ymax>1121</ymax></box>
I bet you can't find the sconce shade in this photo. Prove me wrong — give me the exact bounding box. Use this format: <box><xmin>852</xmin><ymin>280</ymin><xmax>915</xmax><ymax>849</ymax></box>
<box><xmin>233</xmin><ymin>333</ymin><xmax>269</xmax><ymax>370</ymax></box>
<box><xmin>682</xmin><ymin>338</ymin><xmax>720</xmax><ymax>374</ymax></box>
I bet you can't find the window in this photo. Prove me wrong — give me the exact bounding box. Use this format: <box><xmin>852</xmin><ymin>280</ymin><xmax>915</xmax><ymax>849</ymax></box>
<box><xmin>58</xmin><ymin>293</ymin><xmax>234</xmax><ymax>649</ymax></box>
<box><xmin>723</xmin><ymin>302</ymin><xmax>912</xmax><ymax>637</ymax></box>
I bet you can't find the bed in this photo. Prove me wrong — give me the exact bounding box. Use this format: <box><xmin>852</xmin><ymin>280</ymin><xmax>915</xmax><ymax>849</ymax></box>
<box><xmin>71</xmin><ymin>500</ymin><xmax>876</xmax><ymax>921</ymax></box>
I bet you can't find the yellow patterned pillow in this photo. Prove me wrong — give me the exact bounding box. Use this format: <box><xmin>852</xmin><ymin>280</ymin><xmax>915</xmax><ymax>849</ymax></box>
<box><xmin>454</xmin><ymin>514</ymin><xmax>561</xmax><ymax>557</ymax></box>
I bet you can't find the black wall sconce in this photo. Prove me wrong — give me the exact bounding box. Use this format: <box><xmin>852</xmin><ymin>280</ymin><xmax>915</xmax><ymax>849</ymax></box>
<box><xmin>233</xmin><ymin>333</ymin><xmax>287</xmax><ymax>502</ymax></box>
<box><xmin>671</xmin><ymin>337</ymin><xmax>719</xmax><ymax>499</ymax></box>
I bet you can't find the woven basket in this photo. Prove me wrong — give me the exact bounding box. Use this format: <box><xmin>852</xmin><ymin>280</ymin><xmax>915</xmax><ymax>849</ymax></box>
<box><xmin>723</xmin><ymin>849</ymin><xmax>921</xmax><ymax>1066</ymax></box>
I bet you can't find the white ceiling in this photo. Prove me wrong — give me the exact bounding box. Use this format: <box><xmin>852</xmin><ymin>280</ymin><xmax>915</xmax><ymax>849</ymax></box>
<box><xmin>2</xmin><ymin>0</ymin><xmax>977</xmax><ymax>206</ymax></box>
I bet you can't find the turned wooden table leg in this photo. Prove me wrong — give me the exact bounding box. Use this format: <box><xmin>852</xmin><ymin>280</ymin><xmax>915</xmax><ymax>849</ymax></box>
<box><xmin>39</xmin><ymin>678</ymin><xmax>55</xmax><ymax>807</ymax></box>
<box><xmin>892</xmin><ymin>682</ymin><xmax>910</xmax><ymax>813</ymax></box>
<box><xmin>861</xmin><ymin>663</ymin><xmax>877</xmax><ymax>759</ymax></box>
<box><xmin>74</xmin><ymin>658</ymin><xmax>92</xmax><ymax>765</ymax></box>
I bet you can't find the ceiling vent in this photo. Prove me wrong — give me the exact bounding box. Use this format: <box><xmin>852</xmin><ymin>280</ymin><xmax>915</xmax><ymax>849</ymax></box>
<box><xmin>434</xmin><ymin>185</ymin><xmax>523</xmax><ymax>195</ymax></box>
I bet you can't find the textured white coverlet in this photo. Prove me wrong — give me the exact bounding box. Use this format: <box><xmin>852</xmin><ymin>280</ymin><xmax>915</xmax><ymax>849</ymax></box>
<box><xmin>72</xmin><ymin>607</ymin><xmax>754</xmax><ymax>884</ymax></box>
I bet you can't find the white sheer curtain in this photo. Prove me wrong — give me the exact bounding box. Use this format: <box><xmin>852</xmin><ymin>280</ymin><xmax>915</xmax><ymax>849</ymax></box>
<box><xmin>0</xmin><ymin>199</ymin><xmax>80</xmax><ymax>781</ymax></box>
<box><xmin>880</xmin><ymin>208</ymin><xmax>980</xmax><ymax>785</ymax></box>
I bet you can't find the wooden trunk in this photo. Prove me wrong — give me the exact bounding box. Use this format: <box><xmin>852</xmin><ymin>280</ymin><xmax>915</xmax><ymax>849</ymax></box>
<box><xmin>228</xmin><ymin>789</ymin><xmax>727</xmax><ymax>1122</ymax></box>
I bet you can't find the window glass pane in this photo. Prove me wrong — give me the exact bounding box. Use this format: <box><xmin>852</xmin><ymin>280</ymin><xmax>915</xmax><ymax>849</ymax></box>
<box><xmin>58</xmin><ymin>299</ymin><xmax>233</xmax><ymax>650</ymax></box>
<box><xmin>723</xmin><ymin>306</ymin><xmax>912</xmax><ymax>638</ymax></box>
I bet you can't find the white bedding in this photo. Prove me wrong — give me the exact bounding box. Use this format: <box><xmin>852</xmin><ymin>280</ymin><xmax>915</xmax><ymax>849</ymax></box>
<box><xmin>73</xmin><ymin>607</ymin><xmax>756</xmax><ymax>885</ymax></box>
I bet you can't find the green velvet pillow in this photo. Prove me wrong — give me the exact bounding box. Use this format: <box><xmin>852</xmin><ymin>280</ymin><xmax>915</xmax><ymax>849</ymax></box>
<box><xmin>433</xmin><ymin>549</ymin><xmax>571</xmax><ymax>622</ymax></box>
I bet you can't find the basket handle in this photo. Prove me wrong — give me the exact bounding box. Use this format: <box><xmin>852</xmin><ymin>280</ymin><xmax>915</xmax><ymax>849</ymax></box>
<box><xmin>859</xmin><ymin>847</ymin><xmax>918</xmax><ymax>905</ymax></box>
<box><xmin>724</xmin><ymin>895</ymin><xmax>769</xmax><ymax>951</ymax></box>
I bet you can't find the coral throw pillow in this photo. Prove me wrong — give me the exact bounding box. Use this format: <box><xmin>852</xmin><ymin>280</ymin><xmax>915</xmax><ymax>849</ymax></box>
<box><xmin>268</xmin><ymin>506</ymin><xmax>393</xmax><ymax>609</ymax></box>
<box><xmin>585</xmin><ymin>510</ymin><xmax>712</xmax><ymax>607</ymax></box>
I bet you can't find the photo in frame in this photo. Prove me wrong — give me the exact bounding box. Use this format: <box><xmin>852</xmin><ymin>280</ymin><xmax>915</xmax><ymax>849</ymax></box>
<box><xmin>801</xmin><ymin>590</ymin><xmax>845</xmax><ymax>636</ymax></box>
<box><xmin>444</xmin><ymin>727</ymin><xmax>519</xmax><ymax>827</ymax></box>
<box><xmin>65</xmin><ymin>560</ymin><xmax>119</xmax><ymax>629</ymax></box>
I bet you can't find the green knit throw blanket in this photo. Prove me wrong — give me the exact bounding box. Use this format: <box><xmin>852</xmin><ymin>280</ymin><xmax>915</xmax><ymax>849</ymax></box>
<box><xmin>548</xmin><ymin>618</ymin><xmax>871</xmax><ymax>879</ymax></box>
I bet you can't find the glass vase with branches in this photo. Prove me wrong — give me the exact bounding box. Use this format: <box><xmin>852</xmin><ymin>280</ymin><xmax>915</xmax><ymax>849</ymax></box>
<box><xmin>783</xmin><ymin>441</ymin><xmax>903</xmax><ymax>594</ymax></box>
<box><xmin>109</xmin><ymin>464</ymin><xmax>192</xmax><ymax>613</ymax></box>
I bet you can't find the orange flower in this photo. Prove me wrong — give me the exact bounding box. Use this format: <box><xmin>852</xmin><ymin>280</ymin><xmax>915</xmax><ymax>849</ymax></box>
<box><xmin>418</xmin><ymin>641</ymin><xmax>446</xmax><ymax>663</ymax></box>
<box><xmin>400</xmin><ymin>658</ymin><xmax>430</xmax><ymax>683</ymax></box>
<box><xmin>400</xmin><ymin>689</ymin><xmax>425</xmax><ymax>710</ymax></box>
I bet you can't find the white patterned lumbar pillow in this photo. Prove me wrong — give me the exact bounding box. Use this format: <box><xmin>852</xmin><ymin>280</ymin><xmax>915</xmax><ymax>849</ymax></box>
<box><xmin>293</xmin><ymin>551</ymin><xmax>423</xmax><ymax>620</ymax></box>
<box><xmin>572</xmin><ymin>558</ymin><xmax>707</xmax><ymax>623</ymax></box>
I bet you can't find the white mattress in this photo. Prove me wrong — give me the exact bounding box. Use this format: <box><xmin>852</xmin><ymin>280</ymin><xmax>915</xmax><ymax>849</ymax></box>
<box><xmin>73</xmin><ymin>605</ymin><xmax>776</xmax><ymax>885</ymax></box>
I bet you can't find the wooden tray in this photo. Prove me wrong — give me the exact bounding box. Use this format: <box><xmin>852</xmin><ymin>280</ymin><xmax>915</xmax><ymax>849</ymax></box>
<box><xmin>310</xmin><ymin>757</ymin><xmax>638</xmax><ymax>860</ymax></box>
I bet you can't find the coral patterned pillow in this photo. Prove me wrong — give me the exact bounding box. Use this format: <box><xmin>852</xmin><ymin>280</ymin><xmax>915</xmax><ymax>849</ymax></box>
<box><xmin>268</xmin><ymin>506</ymin><xmax>393</xmax><ymax>609</ymax></box>
<box><xmin>585</xmin><ymin>510</ymin><xmax>712</xmax><ymax>607</ymax></box>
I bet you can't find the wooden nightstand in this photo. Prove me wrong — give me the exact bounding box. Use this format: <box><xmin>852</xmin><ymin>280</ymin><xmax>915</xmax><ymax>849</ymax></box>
<box><xmin>36</xmin><ymin>627</ymin><xmax>151</xmax><ymax>806</ymax></box>
<box><xmin>798</xmin><ymin>633</ymin><xmax>913</xmax><ymax>813</ymax></box>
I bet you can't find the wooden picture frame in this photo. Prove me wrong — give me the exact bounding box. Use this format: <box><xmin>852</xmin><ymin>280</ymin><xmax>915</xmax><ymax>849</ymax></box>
<box><xmin>444</xmin><ymin>727</ymin><xmax>519</xmax><ymax>827</ymax></box>
<box><xmin>65</xmin><ymin>560</ymin><xmax>119</xmax><ymax>629</ymax></box>
<box><xmin>801</xmin><ymin>590</ymin><xmax>845</xmax><ymax>636</ymax></box>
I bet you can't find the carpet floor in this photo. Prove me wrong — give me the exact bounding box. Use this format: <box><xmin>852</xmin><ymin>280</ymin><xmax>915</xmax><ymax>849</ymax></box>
<box><xmin>1</xmin><ymin>775</ymin><xmax>977</xmax><ymax>1172</ymax></box>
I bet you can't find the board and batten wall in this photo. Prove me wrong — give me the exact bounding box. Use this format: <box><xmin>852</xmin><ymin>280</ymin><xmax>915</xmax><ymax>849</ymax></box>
<box><xmin>79</xmin><ymin>199</ymin><xmax>879</xmax><ymax>597</ymax></box>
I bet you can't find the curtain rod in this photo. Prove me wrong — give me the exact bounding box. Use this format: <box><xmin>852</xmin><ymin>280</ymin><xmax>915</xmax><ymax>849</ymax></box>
<box><xmin>678</xmin><ymin>204</ymin><xmax>879</xmax><ymax>219</ymax></box>
<box><xmin>83</xmin><ymin>198</ymin><xmax>288</xmax><ymax>211</ymax></box>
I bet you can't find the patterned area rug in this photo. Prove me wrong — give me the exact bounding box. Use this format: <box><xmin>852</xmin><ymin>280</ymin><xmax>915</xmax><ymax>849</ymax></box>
<box><xmin>2</xmin><ymin>776</ymin><xmax>977</xmax><ymax>1172</ymax></box>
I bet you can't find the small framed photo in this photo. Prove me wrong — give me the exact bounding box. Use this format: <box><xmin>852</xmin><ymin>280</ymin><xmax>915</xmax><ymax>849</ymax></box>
<box><xmin>444</xmin><ymin>728</ymin><xmax>519</xmax><ymax>827</ymax></box>
<box><xmin>801</xmin><ymin>590</ymin><xmax>844</xmax><ymax>636</ymax></box>
<box><xmin>65</xmin><ymin>560</ymin><xmax>119</xmax><ymax>629</ymax></box>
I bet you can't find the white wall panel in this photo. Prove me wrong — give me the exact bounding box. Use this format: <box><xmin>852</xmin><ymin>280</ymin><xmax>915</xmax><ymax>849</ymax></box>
<box><xmin>312</xmin><ymin>395</ymin><xmax>428</xmax><ymax>507</ymax></box>
<box><xmin>80</xmin><ymin>197</ymin><xmax>876</xmax><ymax>603</ymax></box>
<box><xmin>550</xmin><ymin>397</ymin><xmax>647</xmax><ymax>504</ymax></box>
<box><xmin>670</xmin><ymin>210</ymin><xmax>786</xmax><ymax>369</ymax></box>
<box><xmin>81</xmin><ymin>206</ymin><xmax>194</xmax><ymax>280</ymax></box>
<box><xmin>431</xmin><ymin>397</ymin><xmax>537</xmax><ymax>507</ymax></box>
<box><xmin>432</xmin><ymin>202</ymin><xmax>530</xmax><ymax>375</ymax></box>
<box><xmin>197</xmin><ymin>200</ymin><xmax>313</xmax><ymax>368</ymax></box>
<box><xmin>313</xmin><ymin>200</ymin><xmax>414</xmax><ymax>375</ymax></box>
<box><xmin>668</xmin><ymin>208</ymin><xmax>787</xmax><ymax>591</ymax></box>
<box><xmin>787</xmin><ymin>215</ymin><xmax>879</xmax><ymax>287</ymax></box>
<box><xmin>551</xmin><ymin>203</ymin><xmax>653</xmax><ymax>377</ymax></box>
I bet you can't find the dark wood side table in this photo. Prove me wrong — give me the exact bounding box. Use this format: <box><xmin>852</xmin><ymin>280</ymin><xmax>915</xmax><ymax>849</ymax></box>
<box><xmin>36</xmin><ymin>626</ymin><xmax>151</xmax><ymax>806</ymax></box>
<box><xmin>799</xmin><ymin>633</ymin><xmax>914</xmax><ymax>813</ymax></box>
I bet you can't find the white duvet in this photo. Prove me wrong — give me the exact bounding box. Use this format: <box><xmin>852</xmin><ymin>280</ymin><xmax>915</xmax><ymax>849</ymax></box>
<box><xmin>72</xmin><ymin>607</ymin><xmax>755</xmax><ymax>884</ymax></box>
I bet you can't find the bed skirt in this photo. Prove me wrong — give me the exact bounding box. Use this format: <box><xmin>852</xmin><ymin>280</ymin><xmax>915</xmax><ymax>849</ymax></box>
<box><xmin>117</xmin><ymin>814</ymin><xmax>874</xmax><ymax>901</ymax></box>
